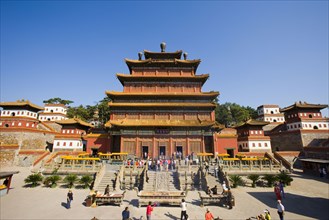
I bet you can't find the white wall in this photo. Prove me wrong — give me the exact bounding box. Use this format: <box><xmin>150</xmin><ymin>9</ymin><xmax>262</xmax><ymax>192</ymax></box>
<box><xmin>53</xmin><ymin>139</ymin><xmax>83</xmax><ymax>151</ymax></box>
<box><xmin>287</xmin><ymin>121</ymin><xmax>329</xmax><ymax>131</ymax></box>
<box><xmin>1</xmin><ymin>110</ymin><xmax>38</xmax><ymax>119</ymax></box>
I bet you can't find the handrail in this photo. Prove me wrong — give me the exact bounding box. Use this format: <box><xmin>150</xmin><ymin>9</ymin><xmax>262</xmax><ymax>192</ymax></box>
<box><xmin>273</xmin><ymin>152</ymin><xmax>293</xmax><ymax>171</ymax></box>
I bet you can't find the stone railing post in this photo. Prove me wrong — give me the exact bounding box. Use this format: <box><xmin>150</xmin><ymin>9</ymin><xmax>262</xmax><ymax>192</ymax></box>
<box><xmin>270</xmin><ymin>160</ymin><xmax>273</xmax><ymax>171</ymax></box>
<box><xmin>130</xmin><ymin>170</ymin><xmax>133</xmax><ymax>190</ymax></box>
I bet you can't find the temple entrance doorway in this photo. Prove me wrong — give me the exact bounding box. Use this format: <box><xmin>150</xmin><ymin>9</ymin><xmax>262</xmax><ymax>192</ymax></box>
<box><xmin>226</xmin><ymin>149</ymin><xmax>234</xmax><ymax>158</ymax></box>
<box><xmin>159</xmin><ymin>146</ymin><xmax>166</xmax><ymax>159</ymax></box>
<box><xmin>176</xmin><ymin>146</ymin><xmax>183</xmax><ymax>158</ymax></box>
<box><xmin>142</xmin><ymin>146</ymin><xmax>148</xmax><ymax>159</ymax></box>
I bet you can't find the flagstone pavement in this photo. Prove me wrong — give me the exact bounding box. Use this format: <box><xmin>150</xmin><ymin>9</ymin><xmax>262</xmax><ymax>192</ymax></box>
<box><xmin>1</xmin><ymin>166</ymin><xmax>328</xmax><ymax>220</ymax></box>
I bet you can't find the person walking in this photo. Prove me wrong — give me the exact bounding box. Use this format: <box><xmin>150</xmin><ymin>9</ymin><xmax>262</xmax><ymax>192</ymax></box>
<box><xmin>104</xmin><ymin>184</ymin><xmax>110</xmax><ymax>196</ymax></box>
<box><xmin>180</xmin><ymin>198</ymin><xmax>188</xmax><ymax>220</ymax></box>
<box><xmin>205</xmin><ymin>208</ymin><xmax>214</xmax><ymax>220</ymax></box>
<box><xmin>279</xmin><ymin>181</ymin><xmax>285</xmax><ymax>199</ymax></box>
<box><xmin>146</xmin><ymin>201</ymin><xmax>154</xmax><ymax>220</ymax></box>
<box><xmin>277</xmin><ymin>200</ymin><xmax>285</xmax><ymax>220</ymax></box>
<box><xmin>122</xmin><ymin>206</ymin><xmax>130</xmax><ymax>220</ymax></box>
<box><xmin>226</xmin><ymin>188</ymin><xmax>233</xmax><ymax>209</ymax></box>
<box><xmin>274</xmin><ymin>184</ymin><xmax>281</xmax><ymax>200</ymax></box>
<box><xmin>66</xmin><ymin>190</ymin><xmax>73</xmax><ymax>209</ymax></box>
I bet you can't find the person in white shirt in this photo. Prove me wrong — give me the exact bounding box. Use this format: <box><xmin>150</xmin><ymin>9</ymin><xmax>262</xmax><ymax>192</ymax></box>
<box><xmin>180</xmin><ymin>198</ymin><xmax>188</xmax><ymax>220</ymax></box>
<box><xmin>277</xmin><ymin>200</ymin><xmax>285</xmax><ymax>220</ymax></box>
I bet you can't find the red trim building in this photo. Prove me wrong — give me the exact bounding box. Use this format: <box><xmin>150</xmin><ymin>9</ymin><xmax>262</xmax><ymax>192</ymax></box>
<box><xmin>105</xmin><ymin>43</ymin><xmax>219</xmax><ymax>158</ymax></box>
<box><xmin>53</xmin><ymin>118</ymin><xmax>93</xmax><ymax>152</ymax></box>
<box><xmin>235</xmin><ymin>119</ymin><xmax>272</xmax><ymax>153</ymax></box>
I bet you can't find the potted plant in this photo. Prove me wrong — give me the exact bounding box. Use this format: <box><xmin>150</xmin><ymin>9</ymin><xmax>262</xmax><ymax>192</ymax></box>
<box><xmin>262</xmin><ymin>174</ymin><xmax>277</xmax><ymax>187</ymax></box>
<box><xmin>276</xmin><ymin>172</ymin><xmax>293</xmax><ymax>186</ymax></box>
<box><xmin>64</xmin><ymin>174</ymin><xmax>78</xmax><ymax>188</ymax></box>
<box><xmin>79</xmin><ymin>175</ymin><xmax>93</xmax><ymax>189</ymax></box>
<box><xmin>24</xmin><ymin>173</ymin><xmax>43</xmax><ymax>187</ymax></box>
<box><xmin>44</xmin><ymin>175</ymin><xmax>61</xmax><ymax>188</ymax></box>
<box><xmin>229</xmin><ymin>175</ymin><xmax>243</xmax><ymax>188</ymax></box>
<box><xmin>247</xmin><ymin>174</ymin><xmax>260</xmax><ymax>188</ymax></box>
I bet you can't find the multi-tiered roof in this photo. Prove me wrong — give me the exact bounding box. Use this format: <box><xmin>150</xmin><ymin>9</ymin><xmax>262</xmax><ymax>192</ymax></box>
<box><xmin>105</xmin><ymin>43</ymin><xmax>219</xmax><ymax>129</ymax></box>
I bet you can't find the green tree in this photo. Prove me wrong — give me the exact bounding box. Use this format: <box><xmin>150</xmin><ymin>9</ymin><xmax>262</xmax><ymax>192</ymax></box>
<box><xmin>43</xmin><ymin>97</ymin><xmax>73</xmax><ymax>106</ymax></box>
<box><xmin>79</xmin><ymin>175</ymin><xmax>93</xmax><ymax>189</ymax></box>
<box><xmin>96</xmin><ymin>97</ymin><xmax>111</xmax><ymax>126</ymax></box>
<box><xmin>276</xmin><ymin>172</ymin><xmax>293</xmax><ymax>186</ymax></box>
<box><xmin>64</xmin><ymin>174</ymin><xmax>78</xmax><ymax>188</ymax></box>
<box><xmin>44</xmin><ymin>175</ymin><xmax>61</xmax><ymax>188</ymax></box>
<box><xmin>262</xmin><ymin>174</ymin><xmax>277</xmax><ymax>187</ymax></box>
<box><xmin>247</xmin><ymin>174</ymin><xmax>260</xmax><ymax>188</ymax></box>
<box><xmin>65</xmin><ymin>97</ymin><xmax>111</xmax><ymax>127</ymax></box>
<box><xmin>24</xmin><ymin>173</ymin><xmax>43</xmax><ymax>187</ymax></box>
<box><xmin>215</xmin><ymin>102</ymin><xmax>257</xmax><ymax>127</ymax></box>
<box><xmin>229</xmin><ymin>175</ymin><xmax>243</xmax><ymax>188</ymax></box>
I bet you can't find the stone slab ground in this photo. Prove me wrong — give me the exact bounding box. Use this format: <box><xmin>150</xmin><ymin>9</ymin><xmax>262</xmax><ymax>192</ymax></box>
<box><xmin>1</xmin><ymin>167</ymin><xmax>328</xmax><ymax>220</ymax></box>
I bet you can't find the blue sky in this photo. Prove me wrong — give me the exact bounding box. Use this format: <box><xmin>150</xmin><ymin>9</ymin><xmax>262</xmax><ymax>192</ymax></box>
<box><xmin>1</xmin><ymin>1</ymin><xmax>328</xmax><ymax>115</ymax></box>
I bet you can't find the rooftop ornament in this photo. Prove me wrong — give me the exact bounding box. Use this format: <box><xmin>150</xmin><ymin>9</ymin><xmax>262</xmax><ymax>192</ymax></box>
<box><xmin>183</xmin><ymin>52</ymin><xmax>188</xmax><ymax>60</ymax></box>
<box><xmin>160</xmin><ymin>42</ymin><xmax>166</xmax><ymax>52</ymax></box>
<box><xmin>138</xmin><ymin>52</ymin><xmax>143</xmax><ymax>60</ymax></box>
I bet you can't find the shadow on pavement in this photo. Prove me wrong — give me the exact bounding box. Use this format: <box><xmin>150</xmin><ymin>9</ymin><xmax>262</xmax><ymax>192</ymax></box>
<box><xmin>128</xmin><ymin>199</ymin><xmax>139</xmax><ymax>207</ymax></box>
<box><xmin>248</xmin><ymin>191</ymin><xmax>329</xmax><ymax>220</ymax></box>
<box><xmin>61</xmin><ymin>202</ymin><xmax>68</xmax><ymax>209</ymax></box>
<box><xmin>164</xmin><ymin>211</ymin><xmax>177</xmax><ymax>219</ymax></box>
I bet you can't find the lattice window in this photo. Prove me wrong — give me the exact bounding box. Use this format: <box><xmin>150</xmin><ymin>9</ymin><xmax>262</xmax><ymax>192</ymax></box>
<box><xmin>123</xmin><ymin>141</ymin><xmax>136</xmax><ymax>154</ymax></box>
<box><xmin>189</xmin><ymin>141</ymin><xmax>201</xmax><ymax>153</ymax></box>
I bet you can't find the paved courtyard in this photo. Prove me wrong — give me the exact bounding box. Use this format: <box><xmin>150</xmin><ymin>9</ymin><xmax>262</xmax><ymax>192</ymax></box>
<box><xmin>1</xmin><ymin>166</ymin><xmax>328</xmax><ymax>220</ymax></box>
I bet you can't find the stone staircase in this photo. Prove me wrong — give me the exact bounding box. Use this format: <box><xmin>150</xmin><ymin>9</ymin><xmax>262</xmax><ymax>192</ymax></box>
<box><xmin>205</xmin><ymin>165</ymin><xmax>223</xmax><ymax>192</ymax></box>
<box><xmin>143</xmin><ymin>171</ymin><xmax>180</xmax><ymax>191</ymax></box>
<box><xmin>94</xmin><ymin>164</ymin><xmax>120</xmax><ymax>193</ymax></box>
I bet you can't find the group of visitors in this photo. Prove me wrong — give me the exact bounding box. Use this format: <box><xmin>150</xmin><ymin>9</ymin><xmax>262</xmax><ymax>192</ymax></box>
<box><xmin>250</xmin><ymin>200</ymin><xmax>285</xmax><ymax>220</ymax></box>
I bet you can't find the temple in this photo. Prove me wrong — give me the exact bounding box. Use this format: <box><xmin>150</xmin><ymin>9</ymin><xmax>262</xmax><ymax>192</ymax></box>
<box><xmin>105</xmin><ymin>43</ymin><xmax>219</xmax><ymax>158</ymax></box>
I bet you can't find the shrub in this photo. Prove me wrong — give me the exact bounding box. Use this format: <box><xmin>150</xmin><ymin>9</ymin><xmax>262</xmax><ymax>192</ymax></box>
<box><xmin>247</xmin><ymin>174</ymin><xmax>260</xmax><ymax>187</ymax></box>
<box><xmin>44</xmin><ymin>175</ymin><xmax>61</xmax><ymax>188</ymax></box>
<box><xmin>64</xmin><ymin>174</ymin><xmax>78</xmax><ymax>188</ymax></box>
<box><xmin>24</xmin><ymin>173</ymin><xmax>43</xmax><ymax>187</ymax></box>
<box><xmin>79</xmin><ymin>175</ymin><xmax>93</xmax><ymax>189</ymax></box>
<box><xmin>262</xmin><ymin>174</ymin><xmax>277</xmax><ymax>187</ymax></box>
<box><xmin>276</xmin><ymin>172</ymin><xmax>293</xmax><ymax>186</ymax></box>
<box><xmin>229</xmin><ymin>175</ymin><xmax>243</xmax><ymax>188</ymax></box>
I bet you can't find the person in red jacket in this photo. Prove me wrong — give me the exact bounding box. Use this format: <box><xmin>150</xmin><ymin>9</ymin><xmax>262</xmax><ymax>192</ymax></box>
<box><xmin>205</xmin><ymin>208</ymin><xmax>214</xmax><ymax>220</ymax></box>
<box><xmin>146</xmin><ymin>201</ymin><xmax>154</xmax><ymax>220</ymax></box>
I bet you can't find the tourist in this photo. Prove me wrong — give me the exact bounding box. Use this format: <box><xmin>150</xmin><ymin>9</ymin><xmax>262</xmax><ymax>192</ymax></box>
<box><xmin>274</xmin><ymin>183</ymin><xmax>281</xmax><ymax>200</ymax></box>
<box><xmin>122</xmin><ymin>206</ymin><xmax>130</xmax><ymax>220</ymax></box>
<box><xmin>146</xmin><ymin>201</ymin><xmax>154</xmax><ymax>220</ymax></box>
<box><xmin>226</xmin><ymin>188</ymin><xmax>233</xmax><ymax>209</ymax></box>
<box><xmin>180</xmin><ymin>198</ymin><xmax>188</xmax><ymax>220</ymax></box>
<box><xmin>104</xmin><ymin>184</ymin><xmax>110</xmax><ymax>196</ymax></box>
<box><xmin>206</xmin><ymin>186</ymin><xmax>212</xmax><ymax>195</ymax></box>
<box><xmin>205</xmin><ymin>208</ymin><xmax>214</xmax><ymax>220</ymax></box>
<box><xmin>222</xmin><ymin>181</ymin><xmax>228</xmax><ymax>195</ymax></box>
<box><xmin>214</xmin><ymin>167</ymin><xmax>218</xmax><ymax>178</ymax></box>
<box><xmin>264</xmin><ymin>209</ymin><xmax>271</xmax><ymax>220</ymax></box>
<box><xmin>277</xmin><ymin>200</ymin><xmax>285</xmax><ymax>220</ymax></box>
<box><xmin>279</xmin><ymin>181</ymin><xmax>285</xmax><ymax>198</ymax></box>
<box><xmin>66</xmin><ymin>190</ymin><xmax>73</xmax><ymax>209</ymax></box>
<box><xmin>211</xmin><ymin>185</ymin><xmax>218</xmax><ymax>195</ymax></box>
<box><xmin>3</xmin><ymin>178</ymin><xmax>9</xmax><ymax>187</ymax></box>
<box><xmin>322</xmin><ymin>167</ymin><xmax>327</xmax><ymax>178</ymax></box>
<box><xmin>205</xmin><ymin>161</ymin><xmax>209</xmax><ymax>173</ymax></box>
